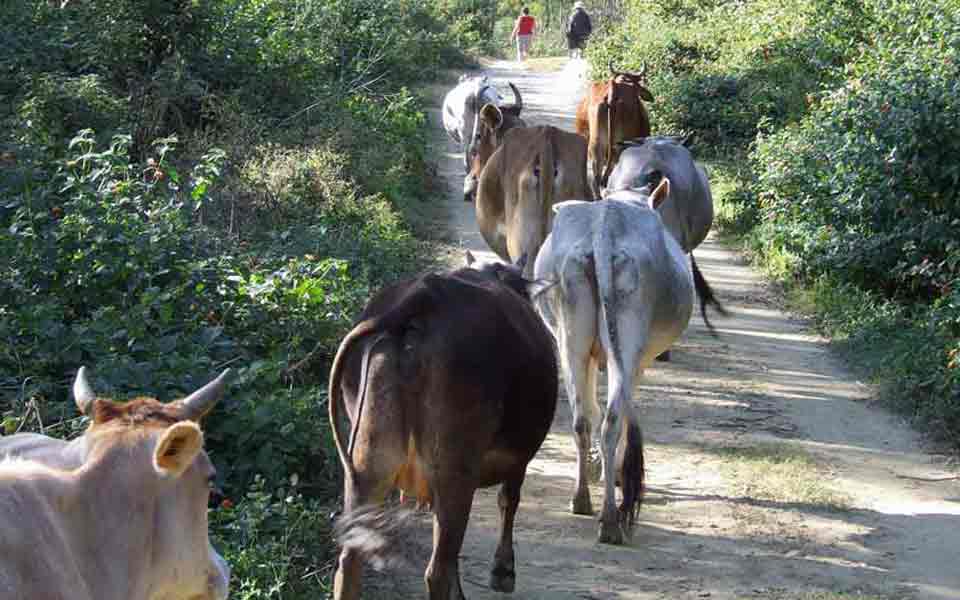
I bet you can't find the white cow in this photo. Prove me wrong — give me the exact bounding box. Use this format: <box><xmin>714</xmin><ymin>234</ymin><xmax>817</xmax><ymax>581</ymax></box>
<box><xmin>442</xmin><ymin>75</ymin><xmax>522</xmax><ymax>173</ymax></box>
<box><xmin>533</xmin><ymin>178</ymin><xmax>723</xmax><ymax>544</ymax></box>
<box><xmin>0</xmin><ymin>367</ymin><xmax>231</xmax><ymax>600</ymax></box>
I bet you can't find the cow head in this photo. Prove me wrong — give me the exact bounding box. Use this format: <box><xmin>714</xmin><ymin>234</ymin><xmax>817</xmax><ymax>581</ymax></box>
<box><xmin>73</xmin><ymin>367</ymin><xmax>231</xmax><ymax>600</ymax></box>
<box><xmin>464</xmin><ymin>83</ymin><xmax>525</xmax><ymax>203</ymax></box>
<box><xmin>464</xmin><ymin>251</ymin><xmax>554</xmax><ymax>300</ymax></box>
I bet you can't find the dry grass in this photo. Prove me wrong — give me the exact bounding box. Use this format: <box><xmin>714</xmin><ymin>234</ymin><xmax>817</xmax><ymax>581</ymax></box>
<box><xmin>714</xmin><ymin>443</ymin><xmax>851</xmax><ymax>510</ymax></box>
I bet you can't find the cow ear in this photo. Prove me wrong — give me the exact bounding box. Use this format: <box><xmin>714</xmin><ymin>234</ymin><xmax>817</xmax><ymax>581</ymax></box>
<box><xmin>637</xmin><ymin>86</ymin><xmax>654</xmax><ymax>102</ymax></box>
<box><xmin>465</xmin><ymin>250</ymin><xmax>476</xmax><ymax>266</ymax></box>
<box><xmin>154</xmin><ymin>421</ymin><xmax>204</xmax><ymax>478</ymax></box>
<box><xmin>650</xmin><ymin>178</ymin><xmax>671</xmax><ymax>210</ymax></box>
<box><xmin>526</xmin><ymin>278</ymin><xmax>557</xmax><ymax>299</ymax></box>
<box><xmin>480</xmin><ymin>103</ymin><xmax>503</xmax><ymax>131</ymax></box>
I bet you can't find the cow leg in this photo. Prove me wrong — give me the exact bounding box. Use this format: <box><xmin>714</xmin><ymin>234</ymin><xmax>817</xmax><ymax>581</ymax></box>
<box><xmin>598</xmin><ymin>380</ymin><xmax>627</xmax><ymax>544</ymax></box>
<box><xmin>425</xmin><ymin>485</ymin><xmax>474</xmax><ymax>600</ymax></box>
<box><xmin>589</xmin><ymin>149</ymin><xmax>603</xmax><ymax>199</ymax></box>
<box><xmin>599</xmin><ymin>310</ymin><xmax>649</xmax><ymax>544</ymax></box>
<box><xmin>332</xmin><ymin>474</ymin><xmax>366</xmax><ymax>600</ymax></box>
<box><xmin>333</xmin><ymin>344</ymin><xmax>408</xmax><ymax>600</ymax></box>
<box><xmin>490</xmin><ymin>470</ymin><xmax>525</xmax><ymax>592</ymax></box>
<box><xmin>555</xmin><ymin>263</ymin><xmax>600</xmax><ymax>516</ymax></box>
<box><xmin>572</xmin><ymin>356</ymin><xmax>599</xmax><ymax>515</ymax></box>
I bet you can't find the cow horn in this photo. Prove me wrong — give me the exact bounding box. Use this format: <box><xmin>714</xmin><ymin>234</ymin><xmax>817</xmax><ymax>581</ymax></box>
<box><xmin>180</xmin><ymin>369</ymin><xmax>231</xmax><ymax>421</ymax></box>
<box><xmin>617</xmin><ymin>137</ymin><xmax>647</xmax><ymax>150</ymax></box>
<box><xmin>507</xmin><ymin>82</ymin><xmax>523</xmax><ymax>113</ymax></box>
<box><xmin>73</xmin><ymin>366</ymin><xmax>96</xmax><ymax>415</ymax></box>
<box><xmin>609</xmin><ymin>60</ymin><xmax>624</xmax><ymax>79</ymax></box>
<box><xmin>640</xmin><ymin>61</ymin><xmax>648</xmax><ymax>80</ymax></box>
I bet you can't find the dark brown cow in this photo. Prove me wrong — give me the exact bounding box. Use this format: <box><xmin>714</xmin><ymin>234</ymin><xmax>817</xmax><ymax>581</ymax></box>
<box><xmin>475</xmin><ymin>125</ymin><xmax>592</xmax><ymax>278</ymax></box>
<box><xmin>463</xmin><ymin>84</ymin><xmax>526</xmax><ymax>203</ymax></box>
<box><xmin>329</xmin><ymin>258</ymin><xmax>558</xmax><ymax>600</ymax></box>
<box><xmin>575</xmin><ymin>63</ymin><xmax>653</xmax><ymax>197</ymax></box>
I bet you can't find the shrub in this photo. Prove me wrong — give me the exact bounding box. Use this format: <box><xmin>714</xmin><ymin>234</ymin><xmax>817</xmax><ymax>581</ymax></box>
<box><xmin>209</xmin><ymin>476</ymin><xmax>336</xmax><ymax>600</ymax></box>
<box><xmin>589</xmin><ymin>0</ymin><xmax>865</xmax><ymax>146</ymax></box>
<box><xmin>752</xmin><ymin>2</ymin><xmax>960</xmax><ymax>299</ymax></box>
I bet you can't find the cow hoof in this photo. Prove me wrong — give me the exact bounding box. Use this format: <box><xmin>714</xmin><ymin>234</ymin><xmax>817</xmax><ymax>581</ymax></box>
<box><xmin>490</xmin><ymin>565</ymin><xmax>516</xmax><ymax>593</ymax></box>
<box><xmin>571</xmin><ymin>493</ymin><xmax>594</xmax><ymax>516</ymax></box>
<box><xmin>655</xmin><ymin>350</ymin><xmax>671</xmax><ymax>362</ymax></box>
<box><xmin>598</xmin><ymin>521</ymin><xmax>625</xmax><ymax>545</ymax></box>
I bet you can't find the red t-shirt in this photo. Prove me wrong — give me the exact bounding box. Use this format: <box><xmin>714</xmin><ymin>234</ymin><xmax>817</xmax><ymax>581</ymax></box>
<box><xmin>517</xmin><ymin>15</ymin><xmax>535</xmax><ymax>35</ymax></box>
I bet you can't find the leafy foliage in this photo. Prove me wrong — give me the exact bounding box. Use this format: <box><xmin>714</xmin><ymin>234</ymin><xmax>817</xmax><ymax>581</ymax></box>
<box><xmin>210</xmin><ymin>476</ymin><xmax>335</xmax><ymax>599</ymax></box>
<box><xmin>594</xmin><ymin>0</ymin><xmax>960</xmax><ymax>446</ymax></box>
<box><xmin>1</xmin><ymin>0</ymin><xmax>464</xmax><ymax>594</ymax></box>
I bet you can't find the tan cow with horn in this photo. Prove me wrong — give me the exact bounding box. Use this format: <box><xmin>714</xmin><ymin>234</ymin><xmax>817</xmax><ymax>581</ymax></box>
<box><xmin>475</xmin><ymin>125</ymin><xmax>592</xmax><ymax>277</ymax></box>
<box><xmin>0</xmin><ymin>367</ymin><xmax>231</xmax><ymax>600</ymax></box>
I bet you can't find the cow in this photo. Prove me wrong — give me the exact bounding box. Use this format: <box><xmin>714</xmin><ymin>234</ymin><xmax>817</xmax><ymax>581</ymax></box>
<box><xmin>0</xmin><ymin>367</ymin><xmax>231</xmax><ymax>600</ymax></box>
<box><xmin>329</xmin><ymin>256</ymin><xmax>558</xmax><ymax>600</ymax></box>
<box><xmin>442</xmin><ymin>75</ymin><xmax>523</xmax><ymax>173</ymax></box>
<box><xmin>0</xmin><ymin>431</ymin><xmax>87</xmax><ymax>470</ymax></box>
<box><xmin>532</xmin><ymin>178</ymin><xmax>725</xmax><ymax>545</ymax></box>
<box><xmin>475</xmin><ymin>125</ymin><xmax>592</xmax><ymax>278</ymax></box>
<box><xmin>605</xmin><ymin>136</ymin><xmax>723</xmax><ymax>360</ymax></box>
<box><xmin>605</xmin><ymin>136</ymin><xmax>714</xmax><ymax>254</ymax></box>
<box><xmin>462</xmin><ymin>97</ymin><xmax>527</xmax><ymax>204</ymax></box>
<box><xmin>575</xmin><ymin>63</ymin><xmax>654</xmax><ymax>197</ymax></box>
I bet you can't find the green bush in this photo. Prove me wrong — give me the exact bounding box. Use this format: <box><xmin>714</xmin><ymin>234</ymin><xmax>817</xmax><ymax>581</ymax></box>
<box><xmin>589</xmin><ymin>0</ymin><xmax>864</xmax><ymax>146</ymax></box>
<box><xmin>752</xmin><ymin>2</ymin><xmax>960</xmax><ymax>299</ymax></box>
<box><xmin>1</xmin><ymin>1</ymin><xmax>462</xmax><ymax>591</ymax></box>
<box><xmin>210</xmin><ymin>476</ymin><xmax>335</xmax><ymax>600</ymax></box>
<box><xmin>592</xmin><ymin>0</ymin><xmax>960</xmax><ymax>446</ymax></box>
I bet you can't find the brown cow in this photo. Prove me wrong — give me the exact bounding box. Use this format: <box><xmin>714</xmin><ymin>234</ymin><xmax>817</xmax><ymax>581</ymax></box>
<box><xmin>463</xmin><ymin>86</ymin><xmax>526</xmax><ymax>203</ymax></box>
<box><xmin>475</xmin><ymin>125</ymin><xmax>591</xmax><ymax>277</ymax></box>
<box><xmin>0</xmin><ymin>367</ymin><xmax>231</xmax><ymax>600</ymax></box>
<box><xmin>329</xmin><ymin>257</ymin><xmax>558</xmax><ymax>600</ymax></box>
<box><xmin>575</xmin><ymin>63</ymin><xmax>654</xmax><ymax>197</ymax></box>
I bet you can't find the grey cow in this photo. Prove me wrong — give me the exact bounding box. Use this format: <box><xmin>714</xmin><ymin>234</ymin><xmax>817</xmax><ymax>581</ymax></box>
<box><xmin>442</xmin><ymin>75</ymin><xmax>522</xmax><ymax>174</ymax></box>
<box><xmin>605</xmin><ymin>136</ymin><xmax>714</xmax><ymax>253</ymax></box>
<box><xmin>533</xmin><ymin>174</ymin><xmax>724</xmax><ymax>545</ymax></box>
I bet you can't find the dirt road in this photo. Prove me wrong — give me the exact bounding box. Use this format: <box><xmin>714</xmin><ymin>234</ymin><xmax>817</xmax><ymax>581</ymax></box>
<box><xmin>374</xmin><ymin>58</ymin><xmax>960</xmax><ymax>600</ymax></box>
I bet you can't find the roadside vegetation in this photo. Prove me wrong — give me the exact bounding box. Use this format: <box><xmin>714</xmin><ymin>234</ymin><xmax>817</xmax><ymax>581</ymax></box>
<box><xmin>591</xmin><ymin>0</ymin><xmax>960</xmax><ymax>449</ymax></box>
<box><xmin>713</xmin><ymin>443</ymin><xmax>849</xmax><ymax>510</ymax></box>
<box><xmin>0</xmin><ymin>0</ymin><xmax>494</xmax><ymax>596</ymax></box>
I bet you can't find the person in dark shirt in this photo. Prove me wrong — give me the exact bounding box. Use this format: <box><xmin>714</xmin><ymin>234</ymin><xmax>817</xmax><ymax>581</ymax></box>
<box><xmin>566</xmin><ymin>1</ymin><xmax>593</xmax><ymax>59</ymax></box>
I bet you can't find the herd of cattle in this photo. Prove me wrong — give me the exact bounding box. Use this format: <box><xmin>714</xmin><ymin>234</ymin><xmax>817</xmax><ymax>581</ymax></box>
<box><xmin>329</xmin><ymin>69</ymin><xmax>726</xmax><ymax>599</ymax></box>
<box><xmin>0</xmin><ymin>66</ymin><xmax>726</xmax><ymax>600</ymax></box>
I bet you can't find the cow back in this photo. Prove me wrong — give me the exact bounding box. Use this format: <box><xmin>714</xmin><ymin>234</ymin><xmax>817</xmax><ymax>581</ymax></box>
<box><xmin>605</xmin><ymin>138</ymin><xmax>713</xmax><ymax>252</ymax></box>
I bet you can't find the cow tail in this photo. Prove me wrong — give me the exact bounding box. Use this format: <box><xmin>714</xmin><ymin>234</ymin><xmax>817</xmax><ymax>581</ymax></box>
<box><xmin>537</xmin><ymin>127</ymin><xmax>556</xmax><ymax>274</ymax></box>
<box><xmin>334</xmin><ymin>504</ymin><xmax>426</xmax><ymax>573</ymax></box>
<box><xmin>602</xmin><ymin>89</ymin><xmax>615</xmax><ymax>189</ymax></box>
<box><xmin>593</xmin><ymin>218</ymin><xmax>645</xmax><ymax>527</ymax></box>
<box><xmin>328</xmin><ymin>319</ymin><xmax>384</xmax><ymax>477</ymax></box>
<box><xmin>620</xmin><ymin>420</ymin><xmax>645</xmax><ymax>526</ymax></box>
<box><xmin>691</xmin><ymin>253</ymin><xmax>728</xmax><ymax>337</ymax></box>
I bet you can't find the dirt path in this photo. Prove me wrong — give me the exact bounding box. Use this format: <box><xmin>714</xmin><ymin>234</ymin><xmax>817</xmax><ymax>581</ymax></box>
<box><xmin>375</xmin><ymin>58</ymin><xmax>960</xmax><ymax>600</ymax></box>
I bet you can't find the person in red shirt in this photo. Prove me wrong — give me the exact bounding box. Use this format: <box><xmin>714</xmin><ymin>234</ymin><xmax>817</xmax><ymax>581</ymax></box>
<box><xmin>510</xmin><ymin>7</ymin><xmax>536</xmax><ymax>62</ymax></box>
